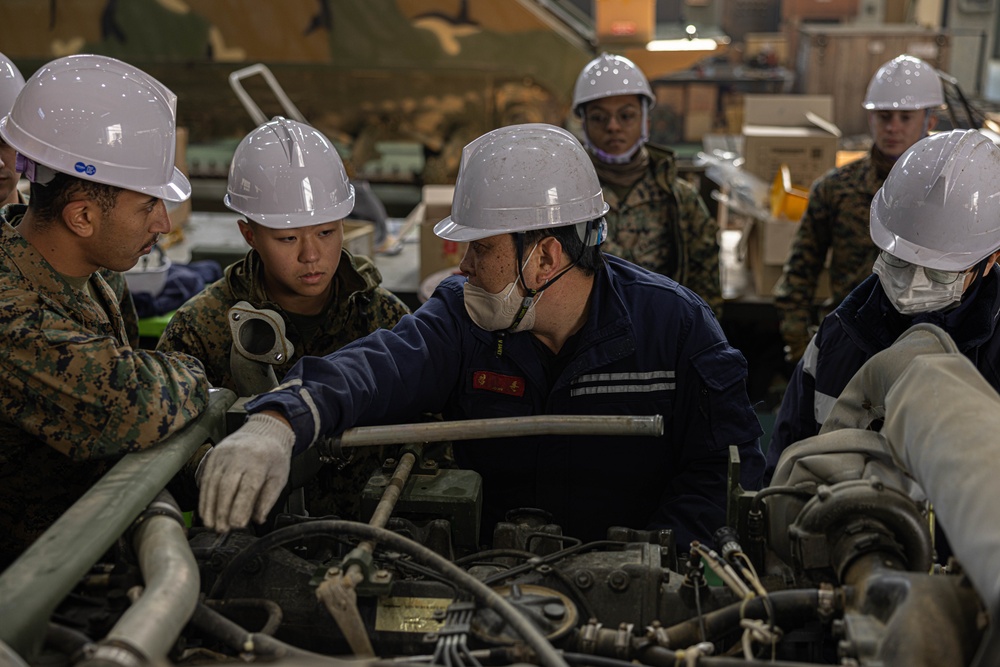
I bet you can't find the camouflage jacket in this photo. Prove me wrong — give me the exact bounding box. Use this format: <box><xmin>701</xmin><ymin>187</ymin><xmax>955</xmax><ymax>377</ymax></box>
<box><xmin>157</xmin><ymin>248</ymin><xmax>411</xmax><ymax>392</ymax></box>
<box><xmin>599</xmin><ymin>144</ymin><xmax>722</xmax><ymax>318</ymax></box>
<box><xmin>0</xmin><ymin>212</ymin><xmax>209</xmax><ymax>568</ymax></box>
<box><xmin>157</xmin><ymin>248</ymin><xmax>410</xmax><ymax>522</ymax></box>
<box><xmin>773</xmin><ymin>154</ymin><xmax>883</xmax><ymax>352</ymax></box>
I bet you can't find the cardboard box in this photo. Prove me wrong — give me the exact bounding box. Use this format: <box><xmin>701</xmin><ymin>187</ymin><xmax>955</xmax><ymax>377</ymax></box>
<box><xmin>782</xmin><ymin>0</ymin><xmax>859</xmax><ymax>22</ymax></box>
<box><xmin>741</xmin><ymin>95</ymin><xmax>840</xmax><ymax>187</ymax></box>
<box><xmin>418</xmin><ymin>185</ymin><xmax>467</xmax><ymax>282</ymax></box>
<box><xmin>684</xmin><ymin>112</ymin><xmax>715</xmax><ymax>143</ymax></box>
<box><xmin>594</xmin><ymin>0</ymin><xmax>655</xmax><ymax>43</ymax></box>
<box><xmin>344</xmin><ymin>220</ymin><xmax>375</xmax><ymax>258</ymax></box>
<box><xmin>687</xmin><ymin>83</ymin><xmax>718</xmax><ymax>113</ymax></box>
<box><xmin>744</xmin><ymin>217</ymin><xmax>831</xmax><ymax>298</ymax></box>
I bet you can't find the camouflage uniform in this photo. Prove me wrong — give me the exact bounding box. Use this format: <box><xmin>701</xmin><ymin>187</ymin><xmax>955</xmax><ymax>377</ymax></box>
<box><xmin>599</xmin><ymin>144</ymin><xmax>722</xmax><ymax>318</ymax></box>
<box><xmin>157</xmin><ymin>248</ymin><xmax>410</xmax><ymax>521</ymax></box>
<box><xmin>773</xmin><ymin>154</ymin><xmax>883</xmax><ymax>360</ymax></box>
<box><xmin>0</xmin><ymin>208</ymin><xmax>209</xmax><ymax>568</ymax></box>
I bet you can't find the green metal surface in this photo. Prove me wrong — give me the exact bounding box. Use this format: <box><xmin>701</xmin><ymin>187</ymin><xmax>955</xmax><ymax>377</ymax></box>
<box><xmin>0</xmin><ymin>389</ymin><xmax>236</xmax><ymax>660</ymax></box>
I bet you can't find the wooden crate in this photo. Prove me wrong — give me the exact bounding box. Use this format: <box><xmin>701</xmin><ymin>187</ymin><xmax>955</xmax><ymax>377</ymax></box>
<box><xmin>794</xmin><ymin>24</ymin><xmax>951</xmax><ymax>136</ymax></box>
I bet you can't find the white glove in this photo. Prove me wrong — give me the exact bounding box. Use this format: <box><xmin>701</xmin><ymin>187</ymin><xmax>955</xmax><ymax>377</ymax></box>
<box><xmin>197</xmin><ymin>412</ymin><xmax>296</xmax><ymax>533</ymax></box>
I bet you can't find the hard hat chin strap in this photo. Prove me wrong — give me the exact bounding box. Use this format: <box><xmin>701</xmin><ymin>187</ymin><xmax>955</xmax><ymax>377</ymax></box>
<box><xmin>15</xmin><ymin>154</ymin><xmax>57</xmax><ymax>185</ymax></box>
<box><xmin>507</xmin><ymin>219</ymin><xmax>605</xmax><ymax>331</ymax></box>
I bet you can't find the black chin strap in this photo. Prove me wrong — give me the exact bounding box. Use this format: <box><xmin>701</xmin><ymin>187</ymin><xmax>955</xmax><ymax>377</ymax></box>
<box><xmin>508</xmin><ymin>232</ymin><xmax>581</xmax><ymax>332</ymax></box>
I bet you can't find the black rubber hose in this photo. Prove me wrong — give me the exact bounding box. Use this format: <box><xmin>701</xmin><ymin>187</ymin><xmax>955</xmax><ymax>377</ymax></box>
<box><xmin>44</xmin><ymin>623</ymin><xmax>93</xmax><ymax>656</ymax></box>
<box><xmin>190</xmin><ymin>601</ymin><xmax>320</xmax><ymax>659</ymax></box>
<box><xmin>204</xmin><ymin>597</ymin><xmax>284</xmax><ymax>636</ymax></box>
<box><xmin>453</xmin><ymin>548</ymin><xmax>537</xmax><ymax>566</ymax></box>
<box><xmin>632</xmin><ymin>646</ymin><xmax>832</xmax><ymax>667</ymax></box>
<box><xmin>654</xmin><ymin>589</ymin><xmax>823</xmax><ymax>649</ymax></box>
<box><xmin>207</xmin><ymin>520</ymin><xmax>568</xmax><ymax>667</ymax></box>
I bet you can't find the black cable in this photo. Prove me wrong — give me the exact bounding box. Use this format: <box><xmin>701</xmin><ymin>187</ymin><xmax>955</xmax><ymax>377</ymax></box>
<box><xmin>453</xmin><ymin>548</ymin><xmax>536</xmax><ymax>565</ymax></box>
<box><xmin>481</xmin><ymin>540</ymin><xmax>627</xmax><ymax>586</ymax></box>
<box><xmin>749</xmin><ymin>485</ymin><xmax>815</xmax><ymax>514</ymax></box>
<box><xmin>634</xmin><ymin>644</ymin><xmax>828</xmax><ymax>667</ymax></box>
<box><xmin>210</xmin><ymin>520</ymin><xmax>568</xmax><ymax>667</ymax></box>
<box><xmin>209</xmin><ymin>522</ymin><xmax>365</xmax><ymax>599</ymax></box>
<box><xmin>693</xmin><ymin>573</ymin><xmax>706</xmax><ymax>643</ymax></box>
<box><xmin>44</xmin><ymin>622</ymin><xmax>94</xmax><ymax>657</ymax></box>
<box><xmin>190</xmin><ymin>601</ymin><xmax>322</xmax><ymax>660</ymax></box>
<box><xmin>204</xmin><ymin>597</ymin><xmax>284</xmax><ymax>636</ymax></box>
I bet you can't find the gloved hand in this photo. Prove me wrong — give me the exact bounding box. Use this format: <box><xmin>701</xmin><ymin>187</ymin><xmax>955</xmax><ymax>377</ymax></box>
<box><xmin>197</xmin><ymin>412</ymin><xmax>296</xmax><ymax>533</ymax></box>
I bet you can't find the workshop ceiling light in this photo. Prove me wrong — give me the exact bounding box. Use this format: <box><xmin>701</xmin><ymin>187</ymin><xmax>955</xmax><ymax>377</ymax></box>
<box><xmin>646</xmin><ymin>37</ymin><xmax>719</xmax><ymax>51</ymax></box>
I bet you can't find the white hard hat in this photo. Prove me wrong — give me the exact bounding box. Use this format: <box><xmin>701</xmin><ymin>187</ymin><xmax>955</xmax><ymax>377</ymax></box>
<box><xmin>870</xmin><ymin>129</ymin><xmax>1000</xmax><ymax>272</ymax></box>
<box><xmin>863</xmin><ymin>55</ymin><xmax>944</xmax><ymax>111</ymax></box>
<box><xmin>224</xmin><ymin>117</ymin><xmax>355</xmax><ymax>228</ymax></box>
<box><xmin>0</xmin><ymin>52</ymin><xmax>24</xmax><ymax>118</ymax></box>
<box><xmin>0</xmin><ymin>54</ymin><xmax>189</xmax><ymax>202</ymax></box>
<box><xmin>434</xmin><ymin>123</ymin><xmax>609</xmax><ymax>243</ymax></box>
<box><xmin>572</xmin><ymin>53</ymin><xmax>655</xmax><ymax>116</ymax></box>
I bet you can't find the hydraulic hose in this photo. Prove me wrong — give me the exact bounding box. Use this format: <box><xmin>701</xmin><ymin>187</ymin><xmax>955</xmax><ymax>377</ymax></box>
<box><xmin>208</xmin><ymin>520</ymin><xmax>568</xmax><ymax>667</ymax></box>
<box><xmin>191</xmin><ymin>602</ymin><xmax>319</xmax><ymax>659</ymax></box>
<box><xmin>44</xmin><ymin>623</ymin><xmax>94</xmax><ymax>658</ymax></box>
<box><xmin>203</xmin><ymin>598</ymin><xmax>284</xmax><ymax>637</ymax></box>
<box><xmin>652</xmin><ymin>589</ymin><xmax>824</xmax><ymax>649</ymax></box>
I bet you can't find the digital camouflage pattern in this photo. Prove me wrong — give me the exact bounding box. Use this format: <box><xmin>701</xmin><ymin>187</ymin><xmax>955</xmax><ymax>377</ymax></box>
<box><xmin>157</xmin><ymin>248</ymin><xmax>410</xmax><ymax>521</ymax></box>
<box><xmin>100</xmin><ymin>266</ymin><xmax>139</xmax><ymax>348</ymax></box>
<box><xmin>599</xmin><ymin>145</ymin><xmax>722</xmax><ymax>318</ymax></box>
<box><xmin>773</xmin><ymin>154</ymin><xmax>883</xmax><ymax>360</ymax></box>
<box><xmin>0</xmin><ymin>210</ymin><xmax>209</xmax><ymax>568</ymax></box>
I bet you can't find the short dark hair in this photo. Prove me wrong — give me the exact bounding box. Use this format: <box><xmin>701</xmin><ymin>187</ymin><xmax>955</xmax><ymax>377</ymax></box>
<box><xmin>521</xmin><ymin>220</ymin><xmax>604</xmax><ymax>276</ymax></box>
<box><xmin>28</xmin><ymin>173</ymin><xmax>121</xmax><ymax>225</ymax></box>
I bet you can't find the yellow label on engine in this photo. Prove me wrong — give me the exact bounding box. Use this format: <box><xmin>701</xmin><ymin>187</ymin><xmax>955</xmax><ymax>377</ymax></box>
<box><xmin>375</xmin><ymin>597</ymin><xmax>452</xmax><ymax>633</ymax></box>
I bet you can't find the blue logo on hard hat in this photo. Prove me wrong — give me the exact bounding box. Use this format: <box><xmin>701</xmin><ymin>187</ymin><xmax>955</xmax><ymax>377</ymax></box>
<box><xmin>74</xmin><ymin>162</ymin><xmax>96</xmax><ymax>176</ymax></box>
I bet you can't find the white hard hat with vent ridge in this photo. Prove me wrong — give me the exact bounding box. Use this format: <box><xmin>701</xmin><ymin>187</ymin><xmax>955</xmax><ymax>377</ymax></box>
<box><xmin>870</xmin><ymin>129</ymin><xmax>1000</xmax><ymax>272</ymax></box>
<box><xmin>863</xmin><ymin>55</ymin><xmax>944</xmax><ymax>111</ymax></box>
<box><xmin>0</xmin><ymin>52</ymin><xmax>24</xmax><ymax>119</ymax></box>
<box><xmin>0</xmin><ymin>54</ymin><xmax>190</xmax><ymax>202</ymax></box>
<box><xmin>572</xmin><ymin>53</ymin><xmax>655</xmax><ymax>116</ymax></box>
<box><xmin>225</xmin><ymin>117</ymin><xmax>355</xmax><ymax>229</ymax></box>
<box><xmin>434</xmin><ymin>123</ymin><xmax>609</xmax><ymax>243</ymax></box>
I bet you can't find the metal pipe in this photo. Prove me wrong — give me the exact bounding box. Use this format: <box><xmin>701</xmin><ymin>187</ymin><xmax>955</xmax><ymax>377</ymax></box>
<box><xmin>98</xmin><ymin>492</ymin><xmax>200</xmax><ymax>663</ymax></box>
<box><xmin>365</xmin><ymin>451</ymin><xmax>416</xmax><ymax>533</ymax></box>
<box><xmin>326</xmin><ymin>414</ymin><xmax>663</xmax><ymax>452</ymax></box>
<box><xmin>0</xmin><ymin>388</ymin><xmax>236</xmax><ymax>661</ymax></box>
<box><xmin>321</xmin><ymin>452</ymin><xmax>418</xmax><ymax>657</ymax></box>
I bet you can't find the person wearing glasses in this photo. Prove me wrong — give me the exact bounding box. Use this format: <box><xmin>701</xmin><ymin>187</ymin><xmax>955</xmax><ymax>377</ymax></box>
<box><xmin>765</xmin><ymin>129</ymin><xmax>1000</xmax><ymax>484</ymax></box>
<box><xmin>571</xmin><ymin>54</ymin><xmax>722</xmax><ymax>318</ymax></box>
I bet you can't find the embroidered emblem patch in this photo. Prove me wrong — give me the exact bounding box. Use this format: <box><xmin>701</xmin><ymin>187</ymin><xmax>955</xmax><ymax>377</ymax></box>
<box><xmin>471</xmin><ymin>370</ymin><xmax>526</xmax><ymax>397</ymax></box>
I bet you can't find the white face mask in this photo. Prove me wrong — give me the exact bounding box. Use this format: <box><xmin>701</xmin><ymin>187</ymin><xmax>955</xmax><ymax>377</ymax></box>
<box><xmin>873</xmin><ymin>254</ymin><xmax>966</xmax><ymax>315</ymax></box>
<box><xmin>463</xmin><ymin>243</ymin><xmax>543</xmax><ymax>332</ymax></box>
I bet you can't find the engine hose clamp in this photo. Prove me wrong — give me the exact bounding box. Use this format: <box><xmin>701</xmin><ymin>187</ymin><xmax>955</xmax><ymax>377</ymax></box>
<box><xmin>614</xmin><ymin>622</ymin><xmax>633</xmax><ymax>658</ymax></box>
<box><xmin>319</xmin><ymin>436</ymin><xmax>345</xmax><ymax>464</ymax></box>
<box><xmin>578</xmin><ymin>619</ymin><xmax>602</xmax><ymax>654</ymax></box>
<box><xmin>85</xmin><ymin>640</ymin><xmax>146</xmax><ymax>667</ymax></box>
